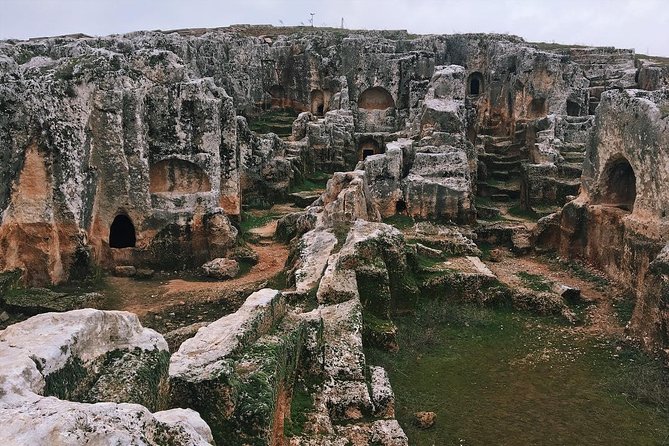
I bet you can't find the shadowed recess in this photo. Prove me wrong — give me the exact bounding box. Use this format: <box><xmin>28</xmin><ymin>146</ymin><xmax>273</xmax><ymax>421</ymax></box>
<box><xmin>358</xmin><ymin>86</ymin><xmax>395</xmax><ymax>110</ymax></box>
<box><xmin>109</xmin><ymin>214</ymin><xmax>136</xmax><ymax>248</ymax></box>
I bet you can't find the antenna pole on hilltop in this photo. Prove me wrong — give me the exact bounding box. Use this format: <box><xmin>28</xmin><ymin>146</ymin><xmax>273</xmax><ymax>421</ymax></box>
<box><xmin>310</xmin><ymin>13</ymin><xmax>315</xmax><ymax>28</ymax></box>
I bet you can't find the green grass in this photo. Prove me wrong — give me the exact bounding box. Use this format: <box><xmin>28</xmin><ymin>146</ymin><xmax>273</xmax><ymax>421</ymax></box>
<box><xmin>542</xmin><ymin>255</ymin><xmax>610</xmax><ymax>291</ymax></box>
<box><xmin>415</xmin><ymin>253</ymin><xmax>444</xmax><ymax>270</ymax></box>
<box><xmin>285</xmin><ymin>374</ymin><xmax>324</xmax><ymax>437</ymax></box>
<box><xmin>382</xmin><ymin>214</ymin><xmax>415</xmax><ymax>230</ymax></box>
<box><xmin>366</xmin><ymin>300</ymin><xmax>669</xmax><ymax>445</ymax></box>
<box><xmin>508</xmin><ymin>203</ymin><xmax>540</xmax><ymax>221</ymax></box>
<box><xmin>240</xmin><ymin>211</ymin><xmax>280</xmax><ymax>234</ymax></box>
<box><xmin>247</xmin><ymin>109</ymin><xmax>297</xmax><ymax>137</ymax></box>
<box><xmin>612</xmin><ymin>292</ymin><xmax>636</xmax><ymax>326</ymax></box>
<box><xmin>290</xmin><ymin>172</ymin><xmax>330</xmax><ymax>193</ymax></box>
<box><xmin>517</xmin><ymin>271</ymin><xmax>552</xmax><ymax>292</ymax></box>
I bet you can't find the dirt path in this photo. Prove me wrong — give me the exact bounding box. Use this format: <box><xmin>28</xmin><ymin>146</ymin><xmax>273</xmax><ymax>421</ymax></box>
<box><xmin>103</xmin><ymin>215</ymin><xmax>290</xmax><ymax>332</ymax></box>
<box><xmin>488</xmin><ymin>254</ymin><xmax>622</xmax><ymax>337</ymax></box>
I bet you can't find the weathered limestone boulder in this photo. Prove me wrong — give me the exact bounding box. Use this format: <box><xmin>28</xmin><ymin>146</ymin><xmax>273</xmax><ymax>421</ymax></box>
<box><xmin>169</xmin><ymin>288</ymin><xmax>285</xmax><ymax>381</ymax></box>
<box><xmin>170</xmin><ymin>289</ymin><xmax>304</xmax><ymax>445</ymax></box>
<box><xmin>364</xmin><ymin>143</ymin><xmax>405</xmax><ymax>218</ymax></box>
<box><xmin>403</xmin><ymin>146</ymin><xmax>474</xmax><ymax>224</ymax></box>
<box><xmin>638</xmin><ymin>60</ymin><xmax>669</xmax><ymax>91</ymax></box>
<box><xmin>290</xmin><ymin>297</ymin><xmax>406</xmax><ymax>444</ymax></box>
<box><xmin>406</xmin><ymin>221</ymin><xmax>481</xmax><ymax>256</ymax></box>
<box><xmin>318</xmin><ymin>221</ymin><xmax>418</xmax><ymax>316</ymax></box>
<box><xmin>292</xmin><ymin>112</ymin><xmax>314</xmax><ymax>140</ymax></box>
<box><xmin>238</xmin><ymin>117</ymin><xmax>297</xmax><ymax>207</ymax></box>
<box><xmin>0</xmin><ymin>309</ymin><xmax>168</xmax><ymax>404</ymax></box>
<box><xmin>314</xmin><ymin>170</ymin><xmax>381</xmax><ymax>228</ymax></box>
<box><xmin>0</xmin><ymin>402</ymin><xmax>213</xmax><ymax>446</ymax></box>
<box><xmin>314</xmin><ymin>220</ymin><xmax>417</xmax><ymax>352</ymax></box>
<box><xmin>304</xmin><ymin>110</ymin><xmax>357</xmax><ymax>172</ymax></box>
<box><xmin>415</xmin><ymin>65</ymin><xmax>466</xmax><ymax>137</ymax></box>
<box><xmin>1</xmin><ymin>287</ymin><xmax>103</xmax><ymax>315</ymax></box>
<box><xmin>369</xmin><ymin>366</ymin><xmax>396</xmax><ymax>418</ymax></box>
<box><xmin>320</xmin><ymin>298</ymin><xmax>366</xmax><ymax>382</ymax></box>
<box><xmin>316</xmin><ymin>253</ymin><xmax>359</xmax><ymax>305</ymax></box>
<box><xmin>292</xmin><ymin>229</ymin><xmax>338</xmax><ymax>294</ymax></box>
<box><xmin>201</xmin><ymin>257</ymin><xmax>239</xmax><ymax>280</ymax></box>
<box><xmin>0</xmin><ymin>309</ymin><xmax>211</xmax><ymax>445</ymax></box>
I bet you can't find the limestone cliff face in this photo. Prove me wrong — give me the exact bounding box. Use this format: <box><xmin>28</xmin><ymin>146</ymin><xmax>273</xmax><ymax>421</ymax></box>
<box><xmin>0</xmin><ymin>38</ymin><xmax>240</xmax><ymax>284</ymax></box>
<box><xmin>539</xmin><ymin>89</ymin><xmax>669</xmax><ymax>350</ymax></box>
<box><xmin>0</xmin><ymin>27</ymin><xmax>595</xmax><ymax>284</ymax></box>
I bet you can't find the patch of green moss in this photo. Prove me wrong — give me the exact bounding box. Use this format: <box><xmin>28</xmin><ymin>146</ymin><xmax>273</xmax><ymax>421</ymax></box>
<box><xmin>414</xmin><ymin>253</ymin><xmax>443</xmax><ymax>270</ymax></box>
<box><xmin>517</xmin><ymin>271</ymin><xmax>552</xmax><ymax>292</ymax></box>
<box><xmin>284</xmin><ymin>374</ymin><xmax>323</xmax><ymax>437</ymax></box>
<box><xmin>247</xmin><ymin>109</ymin><xmax>298</xmax><ymax>138</ymax></box>
<box><xmin>508</xmin><ymin>203</ymin><xmax>540</xmax><ymax>221</ymax></box>
<box><xmin>43</xmin><ymin>356</ymin><xmax>90</xmax><ymax>400</ymax></box>
<box><xmin>542</xmin><ymin>255</ymin><xmax>610</xmax><ymax>291</ymax></box>
<box><xmin>382</xmin><ymin>214</ymin><xmax>415</xmax><ymax>230</ymax></box>
<box><xmin>612</xmin><ymin>292</ymin><xmax>636</xmax><ymax>326</ymax></box>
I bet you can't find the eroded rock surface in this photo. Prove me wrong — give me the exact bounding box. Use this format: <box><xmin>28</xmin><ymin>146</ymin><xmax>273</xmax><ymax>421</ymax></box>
<box><xmin>0</xmin><ymin>309</ymin><xmax>211</xmax><ymax>445</ymax></box>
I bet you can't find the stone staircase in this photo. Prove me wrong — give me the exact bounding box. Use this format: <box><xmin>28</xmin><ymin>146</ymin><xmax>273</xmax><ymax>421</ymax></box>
<box><xmin>520</xmin><ymin>115</ymin><xmax>593</xmax><ymax>213</ymax></box>
<box><xmin>477</xmin><ymin>122</ymin><xmax>527</xmax><ymax>205</ymax></box>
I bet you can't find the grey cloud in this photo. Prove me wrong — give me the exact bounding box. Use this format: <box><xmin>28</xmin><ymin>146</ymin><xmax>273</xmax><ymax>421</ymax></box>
<box><xmin>0</xmin><ymin>0</ymin><xmax>667</xmax><ymax>56</ymax></box>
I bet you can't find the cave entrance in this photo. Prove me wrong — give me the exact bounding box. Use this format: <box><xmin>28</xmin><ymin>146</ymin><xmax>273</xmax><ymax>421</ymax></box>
<box><xmin>358</xmin><ymin>139</ymin><xmax>381</xmax><ymax>160</ymax></box>
<box><xmin>310</xmin><ymin>90</ymin><xmax>326</xmax><ymax>116</ymax></box>
<box><xmin>467</xmin><ymin>72</ymin><xmax>484</xmax><ymax>96</ymax></box>
<box><xmin>109</xmin><ymin>214</ymin><xmax>136</xmax><ymax>249</ymax></box>
<box><xmin>358</xmin><ymin>87</ymin><xmax>395</xmax><ymax>110</ymax></box>
<box><xmin>566</xmin><ymin>100</ymin><xmax>580</xmax><ymax>116</ymax></box>
<box><xmin>530</xmin><ymin>97</ymin><xmax>547</xmax><ymax>117</ymax></box>
<box><xmin>362</xmin><ymin>149</ymin><xmax>375</xmax><ymax>159</ymax></box>
<box><xmin>601</xmin><ymin>157</ymin><xmax>636</xmax><ymax>211</ymax></box>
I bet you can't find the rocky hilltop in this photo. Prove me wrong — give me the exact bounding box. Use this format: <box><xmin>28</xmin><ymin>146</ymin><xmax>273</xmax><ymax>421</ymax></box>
<box><xmin>1</xmin><ymin>25</ymin><xmax>669</xmax><ymax>445</ymax></box>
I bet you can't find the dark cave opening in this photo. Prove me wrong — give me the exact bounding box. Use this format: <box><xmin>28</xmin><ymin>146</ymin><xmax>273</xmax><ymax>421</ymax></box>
<box><xmin>109</xmin><ymin>214</ymin><xmax>137</xmax><ymax>249</ymax></box>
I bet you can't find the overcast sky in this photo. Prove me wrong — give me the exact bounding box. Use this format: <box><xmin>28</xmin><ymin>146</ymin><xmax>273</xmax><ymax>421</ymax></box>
<box><xmin>1</xmin><ymin>0</ymin><xmax>667</xmax><ymax>56</ymax></box>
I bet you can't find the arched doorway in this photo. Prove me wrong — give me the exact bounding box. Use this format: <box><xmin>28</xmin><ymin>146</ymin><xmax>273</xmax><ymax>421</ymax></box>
<box><xmin>109</xmin><ymin>214</ymin><xmax>136</xmax><ymax>248</ymax></box>
<box><xmin>467</xmin><ymin>72</ymin><xmax>484</xmax><ymax>96</ymax></box>
<box><xmin>358</xmin><ymin>87</ymin><xmax>395</xmax><ymax>110</ymax></box>
<box><xmin>601</xmin><ymin>157</ymin><xmax>636</xmax><ymax>211</ymax></box>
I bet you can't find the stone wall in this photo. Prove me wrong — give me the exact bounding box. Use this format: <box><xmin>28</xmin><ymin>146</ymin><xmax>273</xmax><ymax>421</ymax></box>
<box><xmin>538</xmin><ymin>89</ymin><xmax>669</xmax><ymax>350</ymax></box>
